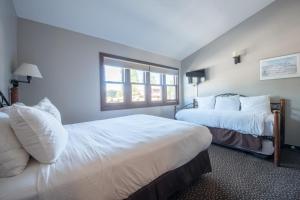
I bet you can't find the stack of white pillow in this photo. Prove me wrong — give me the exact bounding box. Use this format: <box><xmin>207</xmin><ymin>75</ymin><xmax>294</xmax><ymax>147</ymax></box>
<box><xmin>195</xmin><ymin>95</ymin><xmax>272</xmax><ymax>114</ymax></box>
<box><xmin>0</xmin><ymin>98</ymin><xmax>68</xmax><ymax>178</ymax></box>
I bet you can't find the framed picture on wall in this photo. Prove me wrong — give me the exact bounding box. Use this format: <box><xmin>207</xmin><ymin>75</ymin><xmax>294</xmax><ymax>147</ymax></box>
<box><xmin>260</xmin><ymin>53</ymin><xmax>300</xmax><ymax>80</ymax></box>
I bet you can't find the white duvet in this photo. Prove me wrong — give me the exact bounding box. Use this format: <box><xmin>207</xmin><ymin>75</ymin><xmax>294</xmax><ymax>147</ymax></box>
<box><xmin>175</xmin><ymin>109</ymin><xmax>273</xmax><ymax>136</ymax></box>
<box><xmin>36</xmin><ymin>115</ymin><xmax>212</xmax><ymax>200</ymax></box>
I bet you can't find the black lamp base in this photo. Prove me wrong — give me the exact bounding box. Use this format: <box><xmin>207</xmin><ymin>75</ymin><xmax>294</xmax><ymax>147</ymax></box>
<box><xmin>234</xmin><ymin>56</ymin><xmax>241</xmax><ymax>64</ymax></box>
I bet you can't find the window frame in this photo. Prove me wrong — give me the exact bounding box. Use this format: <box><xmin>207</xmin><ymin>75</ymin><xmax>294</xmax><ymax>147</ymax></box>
<box><xmin>165</xmin><ymin>74</ymin><xmax>178</xmax><ymax>102</ymax></box>
<box><xmin>100</xmin><ymin>53</ymin><xmax>179</xmax><ymax>111</ymax></box>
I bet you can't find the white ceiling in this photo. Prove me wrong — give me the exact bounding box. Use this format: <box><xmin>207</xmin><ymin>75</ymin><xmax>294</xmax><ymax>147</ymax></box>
<box><xmin>13</xmin><ymin>0</ymin><xmax>274</xmax><ymax>60</ymax></box>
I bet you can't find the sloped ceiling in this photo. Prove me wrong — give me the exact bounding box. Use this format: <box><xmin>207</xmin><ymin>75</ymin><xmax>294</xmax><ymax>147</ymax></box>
<box><xmin>13</xmin><ymin>0</ymin><xmax>274</xmax><ymax>60</ymax></box>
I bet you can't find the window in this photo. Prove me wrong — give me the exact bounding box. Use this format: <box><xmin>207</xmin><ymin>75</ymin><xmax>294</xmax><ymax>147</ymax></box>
<box><xmin>165</xmin><ymin>74</ymin><xmax>177</xmax><ymax>101</ymax></box>
<box><xmin>104</xmin><ymin>65</ymin><xmax>124</xmax><ymax>103</ymax></box>
<box><xmin>130</xmin><ymin>69</ymin><xmax>146</xmax><ymax>102</ymax></box>
<box><xmin>100</xmin><ymin>53</ymin><xmax>179</xmax><ymax>110</ymax></box>
<box><xmin>106</xmin><ymin>83</ymin><xmax>124</xmax><ymax>103</ymax></box>
<box><xmin>150</xmin><ymin>72</ymin><xmax>162</xmax><ymax>102</ymax></box>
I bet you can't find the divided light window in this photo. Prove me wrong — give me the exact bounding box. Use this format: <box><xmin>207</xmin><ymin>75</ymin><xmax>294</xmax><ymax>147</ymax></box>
<box><xmin>100</xmin><ymin>53</ymin><xmax>179</xmax><ymax>111</ymax></box>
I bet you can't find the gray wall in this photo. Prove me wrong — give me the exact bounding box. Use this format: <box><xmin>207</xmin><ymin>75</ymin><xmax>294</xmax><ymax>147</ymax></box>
<box><xmin>18</xmin><ymin>19</ymin><xmax>181</xmax><ymax>124</ymax></box>
<box><xmin>0</xmin><ymin>0</ymin><xmax>18</xmax><ymax>97</ymax></box>
<box><xmin>181</xmin><ymin>0</ymin><xmax>300</xmax><ymax>146</ymax></box>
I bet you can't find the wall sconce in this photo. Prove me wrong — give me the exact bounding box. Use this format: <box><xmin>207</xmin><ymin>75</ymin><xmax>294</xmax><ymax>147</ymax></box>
<box><xmin>232</xmin><ymin>50</ymin><xmax>246</xmax><ymax>64</ymax></box>
<box><xmin>232</xmin><ymin>51</ymin><xmax>241</xmax><ymax>64</ymax></box>
<box><xmin>10</xmin><ymin>63</ymin><xmax>43</xmax><ymax>104</ymax></box>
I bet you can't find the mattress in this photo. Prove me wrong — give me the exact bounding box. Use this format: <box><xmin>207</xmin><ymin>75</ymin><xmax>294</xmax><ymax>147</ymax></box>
<box><xmin>0</xmin><ymin>114</ymin><xmax>212</xmax><ymax>200</ymax></box>
<box><xmin>176</xmin><ymin>109</ymin><xmax>274</xmax><ymax>136</ymax></box>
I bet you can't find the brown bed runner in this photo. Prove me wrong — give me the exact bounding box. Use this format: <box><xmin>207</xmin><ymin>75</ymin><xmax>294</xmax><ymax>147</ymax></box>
<box><xmin>208</xmin><ymin>127</ymin><xmax>262</xmax><ymax>151</ymax></box>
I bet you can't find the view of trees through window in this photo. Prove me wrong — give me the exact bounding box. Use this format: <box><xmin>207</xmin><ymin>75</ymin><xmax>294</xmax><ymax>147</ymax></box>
<box><xmin>104</xmin><ymin>65</ymin><xmax>124</xmax><ymax>103</ymax></box>
<box><xmin>150</xmin><ymin>72</ymin><xmax>162</xmax><ymax>101</ymax></box>
<box><xmin>106</xmin><ymin>83</ymin><xmax>124</xmax><ymax>103</ymax></box>
<box><xmin>166</xmin><ymin>74</ymin><xmax>177</xmax><ymax>100</ymax></box>
<box><xmin>131</xmin><ymin>69</ymin><xmax>145</xmax><ymax>102</ymax></box>
<box><xmin>101</xmin><ymin>54</ymin><xmax>178</xmax><ymax>110</ymax></box>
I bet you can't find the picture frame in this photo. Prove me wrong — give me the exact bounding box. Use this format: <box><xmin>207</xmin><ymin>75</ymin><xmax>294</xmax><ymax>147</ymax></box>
<box><xmin>260</xmin><ymin>53</ymin><xmax>300</xmax><ymax>80</ymax></box>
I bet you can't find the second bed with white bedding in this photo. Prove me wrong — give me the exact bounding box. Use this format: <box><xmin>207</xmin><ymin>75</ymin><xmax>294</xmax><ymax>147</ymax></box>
<box><xmin>175</xmin><ymin>109</ymin><xmax>275</xmax><ymax>155</ymax></box>
<box><xmin>0</xmin><ymin>114</ymin><xmax>212</xmax><ymax>200</ymax></box>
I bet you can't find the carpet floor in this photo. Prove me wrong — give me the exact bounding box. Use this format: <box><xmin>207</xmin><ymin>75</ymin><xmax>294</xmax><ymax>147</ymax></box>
<box><xmin>175</xmin><ymin>145</ymin><xmax>300</xmax><ymax>200</ymax></box>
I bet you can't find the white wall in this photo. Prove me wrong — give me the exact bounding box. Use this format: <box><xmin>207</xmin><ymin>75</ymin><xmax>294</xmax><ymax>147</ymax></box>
<box><xmin>18</xmin><ymin>19</ymin><xmax>181</xmax><ymax>124</ymax></box>
<box><xmin>181</xmin><ymin>0</ymin><xmax>300</xmax><ymax>146</ymax></box>
<box><xmin>0</xmin><ymin>0</ymin><xmax>18</xmax><ymax>97</ymax></box>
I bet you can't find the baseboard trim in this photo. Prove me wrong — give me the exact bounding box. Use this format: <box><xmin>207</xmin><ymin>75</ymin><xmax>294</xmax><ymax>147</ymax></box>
<box><xmin>284</xmin><ymin>144</ymin><xmax>300</xmax><ymax>151</ymax></box>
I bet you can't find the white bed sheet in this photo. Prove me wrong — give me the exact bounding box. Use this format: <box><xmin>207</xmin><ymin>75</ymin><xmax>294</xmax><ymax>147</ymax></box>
<box><xmin>263</xmin><ymin>113</ymin><xmax>274</xmax><ymax>136</ymax></box>
<box><xmin>176</xmin><ymin>109</ymin><xmax>274</xmax><ymax>136</ymax></box>
<box><xmin>0</xmin><ymin>114</ymin><xmax>212</xmax><ymax>200</ymax></box>
<box><xmin>0</xmin><ymin>160</ymin><xmax>39</xmax><ymax>200</ymax></box>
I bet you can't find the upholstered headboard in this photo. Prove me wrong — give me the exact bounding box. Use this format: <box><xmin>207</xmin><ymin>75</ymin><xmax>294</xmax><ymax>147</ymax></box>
<box><xmin>0</xmin><ymin>91</ymin><xmax>10</xmax><ymax>108</ymax></box>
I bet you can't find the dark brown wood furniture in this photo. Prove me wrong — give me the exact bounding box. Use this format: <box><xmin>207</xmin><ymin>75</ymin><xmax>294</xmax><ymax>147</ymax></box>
<box><xmin>175</xmin><ymin>93</ymin><xmax>286</xmax><ymax>167</ymax></box>
<box><xmin>0</xmin><ymin>91</ymin><xmax>10</xmax><ymax>108</ymax></box>
<box><xmin>10</xmin><ymin>87</ymin><xmax>19</xmax><ymax>104</ymax></box>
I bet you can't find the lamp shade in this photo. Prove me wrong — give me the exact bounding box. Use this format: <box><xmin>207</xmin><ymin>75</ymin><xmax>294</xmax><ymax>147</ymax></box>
<box><xmin>13</xmin><ymin>63</ymin><xmax>43</xmax><ymax>78</ymax></box>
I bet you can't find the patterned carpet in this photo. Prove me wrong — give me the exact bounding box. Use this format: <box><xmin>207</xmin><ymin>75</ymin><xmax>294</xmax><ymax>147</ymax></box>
<box><xmin>175</xmin><ymin>145</ymin><xmax>300</xmax><ymax>200</ymax></box>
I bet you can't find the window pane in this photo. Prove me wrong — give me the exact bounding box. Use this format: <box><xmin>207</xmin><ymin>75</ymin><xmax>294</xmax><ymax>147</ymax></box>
<box><xmin>106</xmin><ymin>83</ymin><xmax>124</xmax><ymax>103</ymax></box>
<box><xmin>166</xmin><ymin>74</ymin><xmax>176</xmax><ymax>85</ymax></box>
<box><xmin>132</xmin><ymin>84</ymin><xmax>145</xmax><ymax>102</ymax></box>
<box><xmin>104</xmin><ymin>65</ymin><xmax>124</xmax><ymax>82</ymax></box>
<box><xmin>167</xmin><ymin>86</ymin><xmax>176</xmax><ymax>100</ymax></box>
<box><xmin>150</xmin><ymin>72</ymin><xmax>161</xmax><ymax>84</ymax></box>
<box><xmin>151</xmin><ymin>86</ymin><xmax>162</xmax><ymax>101</ymax></box>
<box><xmin>130</xmin><ymin>69</ymin><xmax>145</xmax><ymax>83</ymax></box>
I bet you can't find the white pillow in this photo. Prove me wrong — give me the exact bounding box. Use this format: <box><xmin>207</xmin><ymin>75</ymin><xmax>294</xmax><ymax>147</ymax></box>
<box><xmin>9</xmin><ymin>105</ymin><xmax>68</xmax><ymax>163</ymax></box>
<box><xmin>0</xmin><ymin>112</ymin><xmax>29</xmax><ymax>177</ymax></box>
<box><xmin>195</xmin><ymin>96</ymin><xmax>215</xmax><ymax>110</ymax></box>
<box><xmin>215</xmin><ymin>96</ymin><xmax>240</xmax><ymax>111</ymax></box>
<box><xmin>240</xmin><ymin>95</ymin><xmax>271</xmax><ymax>114</ymax></box>
<box><xmin>0</xmin><ymin>102</ymin><xmax>25</xmax><ymax>115</ymax></box>
<box><xmin>34</xmin><ymin>98</ymin><xmax>61</xmax><ymax>122</ymax></box>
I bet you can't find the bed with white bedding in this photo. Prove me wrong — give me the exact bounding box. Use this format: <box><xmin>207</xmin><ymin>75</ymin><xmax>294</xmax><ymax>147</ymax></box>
<box><xmin>174</xmin><ymin>94</ymin><xmax>286</xmax><ymax>166</ymax></box>
<box><xmin>0</xmin><ymin>114</ymin><xmax>212</xmax><ymax>200</ymax></box>
<box><xmin>176</xmin><ymin>109</ymin><xmax>275</xmax><ymax>155</ymax></box>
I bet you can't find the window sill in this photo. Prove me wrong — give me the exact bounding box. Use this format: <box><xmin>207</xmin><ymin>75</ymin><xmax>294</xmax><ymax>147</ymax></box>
<box><xmin>101</xmin><ymin>102</ymin><xmax>178</xmax><ymax>111</ymax></box>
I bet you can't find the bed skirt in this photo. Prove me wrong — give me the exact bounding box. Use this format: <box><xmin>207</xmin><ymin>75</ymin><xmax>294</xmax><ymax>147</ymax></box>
<box><xmin>126</xmin><ymin>149</ymin><xmax>211</xmax><ymax>200</ymax></box>
<box><xmin>208</xmin><ymin>127</ymin><xmax>262</xmax><ymax>151</ymax></box>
